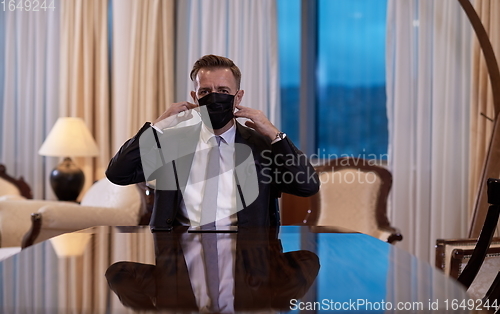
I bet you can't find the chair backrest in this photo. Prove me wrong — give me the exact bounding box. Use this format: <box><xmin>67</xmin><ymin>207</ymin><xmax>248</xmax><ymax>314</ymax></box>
<box><xmin>435</xmin><ymin>237</ymin><xmax>500</xmax><ymax>275</ymax></box>
<box><xmin>0</xmin><ymin>164</ymin><xmax>32</xmax><ymax>199</ymax></box>
<box><xmin>81</xmin><ymin>178</ymin><xmax>143</xmax><ymax>218</ymax></box>
<box><xmin>449</xmin><ymin>246</ymin><xmax>500</xmax><ymax>300</ymax></box>
<box><xmin>457</xmin><ymin>178</ymin><xmax>500</xmax><ymax>288</ymax></box>
<box><xmin>82</xmin><ymin>178</ymin><xmax>153</xmax><ymax>225</ymax></box>
<box><xmin>310</xmin><ymin>157</ymin><xmax>401</xmax><ymax>243</ymax></box>
<box><xmin>435</xmin><ymin>178</ymin><xmax>500</xmax><ymax>305</ymax></box>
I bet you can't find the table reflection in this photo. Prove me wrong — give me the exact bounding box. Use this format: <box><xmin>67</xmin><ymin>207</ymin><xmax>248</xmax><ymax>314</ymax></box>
<box><xmin>0</xmin><ymin>226</ymin><xmax>481</xmax><ymax>313</ymax></box>
<box><xmin>105</xmin><ymin>227</ymin><xmax>320</xmax><ymax>313</ymax></box>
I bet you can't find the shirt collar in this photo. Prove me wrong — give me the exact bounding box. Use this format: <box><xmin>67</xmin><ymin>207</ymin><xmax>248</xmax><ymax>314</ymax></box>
<box><xmin>200</xmin><ymin>122</ymin><xmax>236</xmax><ymax>145</ymax></box>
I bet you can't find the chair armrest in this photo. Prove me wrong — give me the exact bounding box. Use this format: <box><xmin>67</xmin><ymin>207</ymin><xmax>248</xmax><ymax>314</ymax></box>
<box><xmin>377</xmin><ymin>226</ymin><xmax>403</xmax><ymax>244</ymax></box>
<box><xmin>38</xmin><ymin>204</ymin><xmax>138</xmax><ymax>229</ymax></box>
<box><xmin>21</xmin><ymin>203</ymin><xmax>140</xmax><ymax>248</ymax></box>
<box><xmin>0</xmin><ymin>200</ymin><xmax>71</xmax><ymax>247</ymax></box>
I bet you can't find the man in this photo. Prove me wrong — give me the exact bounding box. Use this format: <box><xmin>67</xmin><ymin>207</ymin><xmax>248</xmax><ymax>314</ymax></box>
<box><xmin>106</xmin><ymin>55</ymin><xmax>319</xmax><ymax>230</ymax></box>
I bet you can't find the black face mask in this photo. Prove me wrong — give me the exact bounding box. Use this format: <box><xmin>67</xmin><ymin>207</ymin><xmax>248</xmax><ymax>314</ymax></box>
<box><xmin>197</xmin><ymin>93</ymin><xmax>235</xmax><ymax>129</ymax></box>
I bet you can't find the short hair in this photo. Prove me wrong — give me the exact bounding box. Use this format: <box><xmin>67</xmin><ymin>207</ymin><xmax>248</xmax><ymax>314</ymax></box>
<box><xmin>190</xmin><ymin>54</ymin><xmax>241</xmax><ymax>89</ymax></box>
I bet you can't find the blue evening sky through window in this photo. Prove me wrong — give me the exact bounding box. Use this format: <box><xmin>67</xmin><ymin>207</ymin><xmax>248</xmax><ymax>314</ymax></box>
<box><xmin>318</xmin><ymin>0</ymin><xmax>386</xmax><ymax>86</ymax></box>
<box><xmin>278</xmin><ymin>0</ymin><xmax>388</xmax><ymax>159</ymax></box>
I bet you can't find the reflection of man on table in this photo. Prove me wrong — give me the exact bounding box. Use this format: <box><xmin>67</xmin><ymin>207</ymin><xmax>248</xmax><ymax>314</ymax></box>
<box><xmin>106</xmin><ymin>55</ymin><xmax>319</xmax><ymax>229</ymax></box>
<box><xmin>105</xmin><ymin>228</ymin><xmax>320</xmax><ymax>312</ymax></box>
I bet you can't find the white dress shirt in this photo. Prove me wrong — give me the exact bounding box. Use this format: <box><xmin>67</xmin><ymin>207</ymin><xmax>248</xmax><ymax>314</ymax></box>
<box><xmin>151</xmin><ymin>117</ymin><xmax>285</xmax><ymax>227</ymax></box>
<box><xmin>179</xmin><ymin>123</ymin><xmax>238</xmax><ymax>227</ymax></box>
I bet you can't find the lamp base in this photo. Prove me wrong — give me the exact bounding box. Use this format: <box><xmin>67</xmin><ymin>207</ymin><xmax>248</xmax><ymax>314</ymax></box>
<box><xmin>50</xmin><ymin>157</ymin><xmax>84</xmax><ymax>201</ymax></box>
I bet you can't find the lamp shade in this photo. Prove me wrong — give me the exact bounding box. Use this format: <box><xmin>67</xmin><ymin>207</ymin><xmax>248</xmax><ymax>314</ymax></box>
<box><xmin>50</xmin><ymin>233</ymin><xmax>92</xmax><ymax>257</ymax></box>
<box><xmin>39</xmin><ymin>117</ymin><xmax>99</xmax><ymax>157</ymax></box>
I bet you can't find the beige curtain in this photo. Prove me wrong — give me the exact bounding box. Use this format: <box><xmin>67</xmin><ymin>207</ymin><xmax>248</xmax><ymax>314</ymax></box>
<box><xmin>59</xmin><ymin>0</ymin><xmax>110</xmax><ymax>197</ymax></box>
<box><xmin>110</xmin><ymin>0</ymin><xmax>175</xmax><ymax>152</ymax></box>
<box><xmin>0</xmin><ymin>242</ymin><xmax>59</xmax><ymax>309</ymax></box>
<box><xmin>469</xmin><ymin>0</ymin><xmax>500</xmax><ymax>219</ymax></box>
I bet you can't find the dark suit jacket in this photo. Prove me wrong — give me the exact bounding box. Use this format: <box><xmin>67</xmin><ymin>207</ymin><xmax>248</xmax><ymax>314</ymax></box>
<box><xmin>106</xmin><ymin>122</ymin><xmax>319</xmax><ymax>229</ymax></box>
<box><xmin>105</xmin><ymin>227</ymin><xmax>320</xmax><ymax>311</ymax></box>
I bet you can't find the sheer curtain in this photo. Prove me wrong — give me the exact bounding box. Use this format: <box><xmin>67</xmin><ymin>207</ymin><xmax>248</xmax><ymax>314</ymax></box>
<box><xmin>0</xmin><ymin>3</ymin><xmax>60</xmax><ymax>200</ymax></box>
<box><xmin>0</xmin><ymin>242</ymin><xmax>58</xmax><ymax>311</ymax></box>
<box><xmin>386</xmin><ymin>0</ymin><xmax>472</xmax><ymax>262</ymax></box>
<box><xmin>175</xmin><ymin>0</ymin><xmax>280</xmax><ymax>127</ymax></box>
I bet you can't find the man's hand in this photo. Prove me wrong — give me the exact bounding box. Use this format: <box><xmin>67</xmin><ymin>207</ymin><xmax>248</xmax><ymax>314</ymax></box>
<box><xmin>234</xmin><ymin>104</ymin><xmax>280</xmax><ymax>141</ymax></box>
<box><xmin>153</xmin><ymin>101</ymin><xmax>198</xmax><ymax>129</ymax></box>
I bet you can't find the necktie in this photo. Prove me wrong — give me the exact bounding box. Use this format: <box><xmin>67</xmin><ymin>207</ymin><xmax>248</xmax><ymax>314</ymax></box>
<box><xmin>201</xmin><ymin>233</ymin><xmax>220</xmax><ymax>312</ymax></box>
<box><xmin>200</xmin><ymin>136</ymin><xmax>222</xmax><ymax>312</ymax></box>
<box><xmin>200</xmin><ymin>135</ymin><xmax>222</xmax><ymax>228</ymax></box>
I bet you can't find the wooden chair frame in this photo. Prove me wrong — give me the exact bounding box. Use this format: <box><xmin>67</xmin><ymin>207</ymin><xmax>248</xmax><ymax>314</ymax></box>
<box><xmin>450</xmin><ymin>246</ymin><xmax>500</xmax><ymax>279</ymax></box>
<box><xmin>435</xmin><ymin>179</ymin><xmax>500</xmax><ymax>309</ymax></box>
<box><xmin>436</xmin><ymin>237</ymin><xmax>500</xmax><ymax>274</ymax></box>
<box><xmin>0</xmin><ymin>164</ymin><xmax>32</xmax><ymax>199</ymax></box>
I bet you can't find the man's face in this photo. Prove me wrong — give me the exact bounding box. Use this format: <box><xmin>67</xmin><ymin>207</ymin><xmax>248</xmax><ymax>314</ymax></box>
<box><xmin>191</xmin><ymin>68</ymin><xmax>243</xmax><ymax>105</ymax></box>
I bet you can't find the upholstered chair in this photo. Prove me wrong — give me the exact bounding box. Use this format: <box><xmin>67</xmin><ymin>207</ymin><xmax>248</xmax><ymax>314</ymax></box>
<box><xmin>282</xmin><ymin>158</ymin><xmax>402</xmax><ymax>243</ymax></box>
<box><xmin>0</xmin><ymin>176</ymin><xmax>147</xmax><ymax>248</ymax></box>
<box><xmin>0</xmin><ymin>164</ymin><xmax>36</xmax><ymax>258</ymax></box>
<box><xmin>436</xmin><ymin>178</ymin><xmax>500</xmax><ymax>303</ymax></box>
<box><xmin>21</xmin><ymin>178</ymin><xmax>148</xmax><ymax>248</ymax></box>
<box><xmin>0</xmin><ymin>164</ymin><xmax>32</xmax><ymax>200</ymax></box>
<box><xmin>435</xmin><ymin>241</ymin><xmax>500</xmax><ymax>299</ymax></box>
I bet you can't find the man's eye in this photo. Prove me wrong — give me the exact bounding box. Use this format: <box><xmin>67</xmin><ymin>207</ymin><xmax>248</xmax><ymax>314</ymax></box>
<box><xmin>199</xmin><ymin>90</ymin><xmax>208</xmax><ymax>95</ymax></box>
<box><xmin>220</xmin><ymin>90</ymin><xmax>229</xmax><ymax>94</ymax></box>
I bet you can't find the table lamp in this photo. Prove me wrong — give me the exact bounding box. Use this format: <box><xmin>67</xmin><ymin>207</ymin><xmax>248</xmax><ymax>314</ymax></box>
<box><xmin>39</xmin><ymin>117</ymin><xmax>99</xmax><ymax>201</ymax></box>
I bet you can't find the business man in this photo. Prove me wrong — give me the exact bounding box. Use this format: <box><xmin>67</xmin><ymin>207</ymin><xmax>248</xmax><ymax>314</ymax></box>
<box><xmin>106</xmin><ymin>55</ymin><xmax>319</xmax><ymax>230</ymax></box>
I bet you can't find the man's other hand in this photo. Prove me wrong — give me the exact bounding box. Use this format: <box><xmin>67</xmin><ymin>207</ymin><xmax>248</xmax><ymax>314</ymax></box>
<box><xmin>153</xmin><ymin>102</ymin><xmax>198</xmax><ymax>129</ymax></box>
<box><xmin>234</xmin><ymin>104</ymin><xmax>280</xmax><ymax>141</ymax></box>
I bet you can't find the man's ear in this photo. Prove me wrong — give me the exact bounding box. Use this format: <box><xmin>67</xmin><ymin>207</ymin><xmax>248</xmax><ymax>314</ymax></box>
<box><xmin>190</xmin><ymin>91</ymin><xmax>198</xmax><ymax>104</ymax></box>
<box><xmin>234</xmin><ymin>90</ymin><xmax>245</xmax><ymax>106</ymax></box>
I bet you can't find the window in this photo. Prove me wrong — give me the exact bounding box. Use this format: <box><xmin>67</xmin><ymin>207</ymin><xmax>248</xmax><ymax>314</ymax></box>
<box><xmin>278</xmin><ymin>0</ymin><xmax>388</xmax><ymax>160</ymax></box>
<box><xmin>277</xmin><ymin>0</ymin><xmax>301</xmax><ymax>146</ymax></box>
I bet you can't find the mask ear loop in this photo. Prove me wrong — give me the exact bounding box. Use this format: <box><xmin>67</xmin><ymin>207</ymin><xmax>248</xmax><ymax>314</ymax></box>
<box><xmin>194</xmin><ymin>96</ymin><xmax>202</xmax><ymax>118</ymax></box>
<box><xmin>233</xmin><ymin>90</ymin><xmax>239</xmax><ymax>109</ymax></box>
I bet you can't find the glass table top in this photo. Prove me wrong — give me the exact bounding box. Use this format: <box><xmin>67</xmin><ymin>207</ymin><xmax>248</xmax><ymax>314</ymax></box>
<box><xmin>0</xmin><ymin>226</ymin><xmax>487</xmax><ymax>313</ymax></box>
